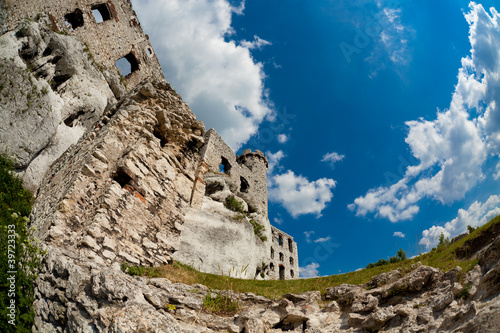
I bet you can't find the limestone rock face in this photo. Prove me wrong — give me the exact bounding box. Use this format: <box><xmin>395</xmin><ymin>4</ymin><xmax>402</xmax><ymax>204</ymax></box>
<box><xmin>0</xmin><ymin>18</ymin><xmax>116</xmax><ymax>191</ymax></box>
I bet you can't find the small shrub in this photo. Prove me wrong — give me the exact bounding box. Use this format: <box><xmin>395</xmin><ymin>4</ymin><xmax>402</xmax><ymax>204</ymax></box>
<box><xmin>249</xmin><ymin>219</ymin><xmax>267</xmax><ymax>242</ymax></box>
<box><xmin>366</xmin><ymin>249</ymin><xmax>406</xmax><ymax>269</ymax></box>
<box><xmin>457</xmin><ymin>283</ymin><xmax>472</xmax><ymax>300</ymax></box>
<box><xmin>203</xmin><ymin>292</ymin><xmax>240</xmax><ymax>315</ymax></box>
<box><xmin>467</xmin><ymin>225</ymin><xmax>476</xmax><ymax>234</ymax></box>
<box><xmin>0</xmin><ymin>153</ymin><xmax>43</xmax><ymax>332</ymax></box>
<box><xmin>224</xmin><ymin>196</ymin><xmax>245</xmax><ymax>213</ymax></box>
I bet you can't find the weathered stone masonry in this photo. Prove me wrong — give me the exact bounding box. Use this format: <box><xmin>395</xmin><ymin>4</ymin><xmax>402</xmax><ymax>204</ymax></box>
<box><xmin>269</xmin><ymin>226</ymin><xmax>299</xmax><ymax>280</ymax></box>
<box><xmin>1</xmin><ymin>0</ymin><xmax>163</xmax><ymax>91</ymax></box>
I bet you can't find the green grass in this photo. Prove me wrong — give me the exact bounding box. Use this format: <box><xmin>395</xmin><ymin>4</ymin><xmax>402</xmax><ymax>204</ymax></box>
<box><xmin>122</xmin><ymin>215</ymin><xmax>500</xmax><ymax>300</ymax></box>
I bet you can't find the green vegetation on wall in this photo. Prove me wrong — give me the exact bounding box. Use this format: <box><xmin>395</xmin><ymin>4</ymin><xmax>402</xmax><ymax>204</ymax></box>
<box><xmin>0</xmin><ymin>154</ymin><xmax>43</xmax><ymax>332</ymax></box>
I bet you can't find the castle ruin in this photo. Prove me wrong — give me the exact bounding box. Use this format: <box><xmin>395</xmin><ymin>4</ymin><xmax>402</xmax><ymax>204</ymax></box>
<box><xmin>0</xmin><ymin>0</ymin><xmax>298</xmax><ymax>280</ymax></box>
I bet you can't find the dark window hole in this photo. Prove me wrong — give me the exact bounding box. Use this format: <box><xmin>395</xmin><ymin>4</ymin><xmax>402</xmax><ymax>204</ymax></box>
<box><xmin>279</xmin><ymin>253</ymin><xmax>284</xmax><ymax>262</ymax></box>
<box><xmin>115</xmin><ymin>53</ymin><xmax>139</xmax><ymax>77</ymax></box>
<box><xmin>92</xmin><ymin>3</ymin><xmax>112</xmax><ymax>23</ymax></box>
<box><xmin>219</xmin><ymin>157</ymin><xmax>231</xmax><ymax>175</ymax></box>
<box><xmin>64</xmin><ymin>8</ymin><xmax>84</xmax><ymax>31</ymax></box>
<box><xmin>279</xmin><ymin>265</ymin><xmax>285</xmax><ymax>280</ymax></box>
<box><xmin>113</xmin><ymin>168</ymin><xmax>133</xmax><ymax>188</ymax></box>
<box><xmin>240</xmin><ymin>176</ymin><xmax>249</xmax><ymax>193</ymax></box>
<box><xmin>288</xmin><ymin>238</ymin><xmax>293</xmax><ymax>252</ymax></box>
<box><xmin>278</xmin><ymin>234</ymin><xmax>283</xmax><ymax>246</ymax></box>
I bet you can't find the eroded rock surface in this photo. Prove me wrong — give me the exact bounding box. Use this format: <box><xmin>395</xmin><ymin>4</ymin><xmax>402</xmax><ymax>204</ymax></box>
<box><xmin>33</xmin><ymin>236</ymin><xmax>500</xmax><ymax>332</ymax></box>
<box><xmin>0</xmin><ymin>18</ymin><xmax>117</xmax><ymax>191</ymax></box>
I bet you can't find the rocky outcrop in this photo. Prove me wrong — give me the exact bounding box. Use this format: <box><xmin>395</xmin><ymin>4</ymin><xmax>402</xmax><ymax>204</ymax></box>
<box><xmin>0</xmin><ymin>18</ymin><xmax>117</xmax><ymax>191</ymax></box>
<box><xmin>33</xmin><ymin>233</ymin><xmax>500</xmax><ymax>332</ymax></box>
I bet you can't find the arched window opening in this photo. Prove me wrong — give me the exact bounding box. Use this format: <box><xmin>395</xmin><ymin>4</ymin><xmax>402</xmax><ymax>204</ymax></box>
<box><xmin>270</xmin><ymin>263</ymin><xmax>275</xmax><ymax>271</ymax></box>
<box><xmin>64</xmin><ymin>9</ymin><xmax>84</xmax><ymax>31</ymax></box>
<box><xmin>279</xmin><ymin>252</ymin><xmax>284</xmax><ymax>262</ymax></box>
<box><xmin>92</xmin><ymin>3</ymin><xmax>113</xmax><ymax>23</ymax></box>
<box><xmin>240</xmin><ymin>176</ymin><xmax>249</xmax><ymax>193</ymax></box>
<box><xmin>289</xmin><ymin>257</ymin><xmax>294</xmax><ymax>266</ymax></box>
<box><xmin>290</xmin><ymin>270</ymin><xmax>294</xmax><ymax>278</ymax></box>
<box><xmin>270</xmin><ymin>247</ymin><xmax>274</xmax><ymax>259</ymax></box>
<box><xmin>279</xmin><ymin>265</ymin><xmax>285</xmax><ymax>280</ymax></box>
<box><xmin>219</xmin><ymin>157</ymin><xmax>231</xmax><ymax>175</ymax></box>
<box><xmin>288</xmin><ymin>238</ymin><xmax>293</xmax><ymax>252</ymax></box>
<box><xmin>278</xmin><ymin>234</ymin><xmax>283</xmax><ymax>247</ymax></box>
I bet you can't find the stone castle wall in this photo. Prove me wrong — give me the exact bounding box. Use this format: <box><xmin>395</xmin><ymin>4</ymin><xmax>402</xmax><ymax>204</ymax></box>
<box><xmin>1</xmin><ymin>0</ymin><xmax>163</xmax><ymax>91</ymax></box>
<box><xmin>269</xmin><ymin>226</ymin><xmax>299</xmax><ymax>280</ymax></box>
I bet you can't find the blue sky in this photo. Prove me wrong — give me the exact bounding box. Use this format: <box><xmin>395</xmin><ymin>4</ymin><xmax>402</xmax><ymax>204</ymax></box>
<box><xmin>132</xmin><ymin>0</ymin><xmax>500</xmax><ymax>277</ymax></box>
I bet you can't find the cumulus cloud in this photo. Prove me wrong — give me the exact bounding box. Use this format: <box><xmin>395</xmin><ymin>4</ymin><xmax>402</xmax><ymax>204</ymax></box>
<box><xmin>131</xmin><ymin>0</ymin><xmax>273</xmax><ymax>150</ymax></box>
<box><xmin>266</xmin><ymin>150</ymin><xmax>337</xmax><ymax>218</ymax></box>
<box><xmin>269</xmin><ymin>171</ymin><xmax>336</xmax><ymax>218</ymax></box>
<box><xmin>350</xmin><ymin>3</ymin><xmax>500</xmax><ymax>222</ymax></box>
<box><xmin>393</xmin><ymin>231</ymin><xmax>405</xmax><ymax>238</ymax></box>
<box><xmin>419</xmin><ymin>194</ymin><xmax>500</xmax><ymax>250</ymax></box>
<box><xmin>277</xmin><ymin>134</ymin><xmax>289</xmax><ymax>143</ymax></box>
<box><xmin>314</xmin><ymin>236</ymin><xmax>331</xmax><ymax>243</ymax></box>
<box><xmin>266</xmin><ymin>150</ymin><xmax>285</xmax><ymax>175</ymax></box>
<box><xmin>299</xmin><ymin>262</ymin><xmax>320</xmax><ymax>278</ymax></box>
<box><xmin>322</xmin><ymin>151</ymin><xmax>345</xmax><ymax>167</ymax></box>
<box><xmin>273</xmin><ymin>217</ymin><xmax>283</xmax><ymax>225</ymax></box>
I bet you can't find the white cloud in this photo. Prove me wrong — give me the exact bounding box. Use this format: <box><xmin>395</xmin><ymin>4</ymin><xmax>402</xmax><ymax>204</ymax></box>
<box><xmin>314</xmin><ymin>236</ymin><xmax>331</xmax><ymax>243</ymax></box>
<box><xmin>304</xmin><ymin>231</ymin><xmax>315</xmax><ymax>243</ymax></box>
<box><xmin>269</xmin><ymin>171</ymin><xmax>336</xmax><ymax>218</ymax></box>
<box><xmin>419</xmin><ymin>194</ymin><xmax>500</xmax><ymax>250</ymax></box>
<box><xmin>131</xmin><ymin>0</ymin><xmax>273</xmax><ymax>150</ymax></box>
<box><xmin>277</xmin><ymin>134</ymin><xmax>289</xmax><ymax>143</ymax></box>
<box><xmin>393</xmin><ymin>231</ymin><xmax>405</xmax><ymax>238</ymax></box>
<box><xmin>273</xmin><ymin>217</ymin><xmax>283</xmax><ymax>225</ymax></box>
<box><xmin>350</xmin><ymin>4</ymin><xmax>500</xmax><ymax>222</ymax></box>
<box><xmin>364</xmin><ymin>0</ymin><xmax>415</xmax><ymax>76</ymax></box>
<box><xmin>322</xmin><ymin>151</ymin><xmax>345</xmax><ymax>167</ymax></box>
<box><xmin>299</xmin><ymin>262</ymin><xmax>320</xmax><ymax>278</ymax></box>
<box><xmin>240</xmin><ymin>35</ymin><xmax>271</xmax><ymax>50</ymax></box>
<box><xmin>266</xmin><ymin>150</ymin><xmax>285</xmax><ymax>175</ymax></box>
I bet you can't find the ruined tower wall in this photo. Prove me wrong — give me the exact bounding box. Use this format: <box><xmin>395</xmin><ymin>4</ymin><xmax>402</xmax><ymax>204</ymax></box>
<box><xmin>2</xmin><ymin>0</ymin><xmax>163</xmax><ymax>90</ymax></box>
<box><xmin>194</xmin><ymin>129</ymin><xmax>269</xmax><ymax>215</ymax></box>
<box><xmin>269</xmin><ymin>226</ymin><xmax>299</xmax><ymax>280</ymax></box>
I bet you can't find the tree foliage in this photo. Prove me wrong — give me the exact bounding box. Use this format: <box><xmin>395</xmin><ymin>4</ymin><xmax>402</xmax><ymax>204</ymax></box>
<box><xmin>0</xmin><ymin>153</ymin><xmax>42</xmax><ymax>332</ymax></box>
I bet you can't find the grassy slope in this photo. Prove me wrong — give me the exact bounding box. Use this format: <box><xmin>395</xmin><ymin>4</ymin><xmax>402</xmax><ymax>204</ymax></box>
<box><xmin>129</xmin><ymin>215</ymin><xmax>500</xmax><ymax>299</ymax></box>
